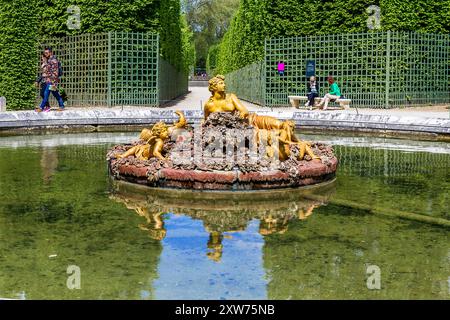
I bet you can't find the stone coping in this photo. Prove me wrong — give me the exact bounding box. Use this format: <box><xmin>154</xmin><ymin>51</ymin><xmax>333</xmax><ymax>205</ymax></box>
<box><xmin>1</xmin><ymin>109</ymin><xmax>449</xmax><ymax>135</ymax></box>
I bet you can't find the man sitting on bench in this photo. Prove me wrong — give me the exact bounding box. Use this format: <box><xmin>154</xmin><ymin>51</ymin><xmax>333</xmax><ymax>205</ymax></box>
<box><xmin>318</xmin><ymin>75</ymin><xmax>341</xmax><ymax>110</ymax></box>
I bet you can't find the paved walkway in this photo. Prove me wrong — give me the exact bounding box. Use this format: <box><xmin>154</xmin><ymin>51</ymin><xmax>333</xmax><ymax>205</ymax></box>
<box><xmin>163</xmin><ymin>87</ymin><xmax>449</xmax><ymax>119</ymax></box>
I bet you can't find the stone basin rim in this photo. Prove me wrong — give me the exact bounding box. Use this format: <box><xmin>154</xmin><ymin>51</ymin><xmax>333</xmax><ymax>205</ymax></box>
<box><xmin>110</xmin><ymin>175</ymin><xmax>337</xmax><ymax>195</ymax></box>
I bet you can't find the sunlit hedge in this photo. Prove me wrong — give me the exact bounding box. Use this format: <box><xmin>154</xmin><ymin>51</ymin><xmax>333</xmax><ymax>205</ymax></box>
<box><xmin>0</xmin><ymin>0</ymin><xmax>193</xmax><ymax>110</ymax></box>
<box><xmin>217</xmin><ymin>0</ymin><xmax>450</xmax><ymax>74</ymax></box>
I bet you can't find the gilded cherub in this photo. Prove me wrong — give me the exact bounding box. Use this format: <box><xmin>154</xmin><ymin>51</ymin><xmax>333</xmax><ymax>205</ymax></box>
<box><xmin>277</xmin><ymin>120</ymin><xmax>320</xmax><ymax>161</ymax></box>
<box><xmin>116</xmin><ymin>122</ymin><xmax>169</xmax><ymax>160</ymax></box>
<box><xmin>115</xmin><ymin>111</ymin><xmax>186</xmax><ymax>161</ymax></box>
<box><xmin>249</xmin><ymin>114</ymin><xmax>319</xmax><ymax>161</ymax></box>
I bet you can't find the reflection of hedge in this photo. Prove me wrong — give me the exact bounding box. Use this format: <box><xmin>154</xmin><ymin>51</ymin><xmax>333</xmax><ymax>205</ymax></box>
<box><xmin>0</xmin><ymin>0</ymin><xmax>191</xmax><ymax>110</ymax></box>
<box><xmin>217</xmin><ymin>0</ymin><xmax>450</xmax><ymax>74</ymax></box>
<box><xmin>0</xmin><ymin>0</ymin><xmax>38</xmax><ymax>110</ymax></box>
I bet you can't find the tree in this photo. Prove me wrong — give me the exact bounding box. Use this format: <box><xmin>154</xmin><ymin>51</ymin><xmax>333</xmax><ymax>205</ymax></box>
<box><xmin>182</xmin><ymin>0</ymin><xmax>239</xmax><ymax>68</ymax></box>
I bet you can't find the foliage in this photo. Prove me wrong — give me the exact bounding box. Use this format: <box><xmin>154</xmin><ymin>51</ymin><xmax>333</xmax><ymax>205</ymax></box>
<box><xmin>216</xmin><ymin>0</ymin><xmax>450</xmax><ymax>74</ymax></box>
<box><xmin>182</xmin><ymin>0</ymin><xmax>240</xmax><ymax>68</ymax></box>
<box><xmin>0</xmin><ymin>0</ymin><xmax>193</xmax><ymax>109</ymax></box>
<box><xmin>206</xmin><ymin>44</ymin><xmax>220</xmax><ymax>75</ymax></box>
<box><xmin>36</xmin><ymin>0</ymin><xmax>160</xmax><ymax>36</ymax></box>
<box><xmin>0</xmin><ymin>0</ymin><xmax>38</xmax><ymax>110</ymax></box>
<box><xmin>180</xmin><ymin>14</ymin><xmax>196</xmax><ymax>74</ymax></box>
<box><xmin>158</xmin><ymin>0</ymin><xmax>189</xmax><ymax>72</ymax></box>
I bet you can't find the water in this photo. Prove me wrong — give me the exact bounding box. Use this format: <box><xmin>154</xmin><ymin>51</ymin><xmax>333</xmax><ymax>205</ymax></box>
<box><xmin>0</xmin><ymin>132</ymin><xmax>448</xmax><ymax>300</ymax></box>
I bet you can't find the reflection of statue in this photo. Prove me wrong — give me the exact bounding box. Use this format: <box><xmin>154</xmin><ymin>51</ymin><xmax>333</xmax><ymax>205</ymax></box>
<box><xmin>259</xmin><ymin>214</ymin><xmax>290</xmax><ymax>236</ymax></box>
<box><xmin>204</xmin><ymin>75</ymin><xmax>249</xmax><ymax>120</ymax></box>
<box><xmin>110</xmin><ymin>180</ymin><xmax>335</xmax><ymax>262</ymax></box>
<box><xmin>110</xmin><ymin>195</ymin><xmax>167</xmax><ymax>241</ymax></box>
<box><xmin>136</xmin><ymin>208</ymin><xmax>167</xmax><ymax>241</ymax></box>
<box><xmin>116</xmin><ymin>111</ymin><xmax>186</xmax><ymax>161</ymax></box>
<box><xmin>207</xmin><ymin>232</ymin><xmax>224</xmax><ymax>263</ymax></box>
<box><xmin>298</xmin><ymin>204</ymin><xmax>316</xmax><ymax>220</ymax></box>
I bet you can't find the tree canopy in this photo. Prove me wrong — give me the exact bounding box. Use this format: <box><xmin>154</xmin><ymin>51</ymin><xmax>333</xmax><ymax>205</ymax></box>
<box><xmin>182</xmin><ymin>0</ymin><xmax>239</xmax><ymax>68</ymax></box>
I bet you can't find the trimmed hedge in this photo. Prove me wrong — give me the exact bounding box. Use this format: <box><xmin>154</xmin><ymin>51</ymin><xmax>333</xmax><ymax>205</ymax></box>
<box><xmin>217</xmin><ymin>0</ymin><xmax>450</xmax><ymax>74</ymax></box>
<box><xmin>0</xmin><ymin>0</ymin><xmax>192</xmax><ymax>110</ymax></box>
<box><xmin>206</xmin><ymin>44</ymin><xmax>220</xmax><ymax>75</ymax></box>
<box><xmin>0</xmin><ymin>0</ymin><xmax>38</xmax><ymax>110</ymax></box>
<box><xmin>38</xmin><ymin>0</ymin><xmax>189</xmax><ymax>71</ymax></box>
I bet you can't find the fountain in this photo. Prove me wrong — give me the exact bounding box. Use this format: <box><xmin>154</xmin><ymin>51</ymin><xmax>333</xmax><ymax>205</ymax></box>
<box><xmin>107</xmin><ymin>75</ymin><xmax>338</xmax><ymax>190</ymax></box>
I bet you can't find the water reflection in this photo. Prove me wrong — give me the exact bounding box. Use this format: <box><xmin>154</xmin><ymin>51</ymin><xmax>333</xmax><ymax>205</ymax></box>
<box><xmin>111</xmin><ymin>180</ymin><xmax>335</xmax><ymax>264</ymax></box>
<box><xmin>109</xmin><ymin>181</ymin><xmax>335</xmax><ymax>299</ymax></box>
<box><xmin>0</xmin><ymin>133</ymin><xmax>448</xmax><ymax>299</ymax></box>
<box><xmin>40</xmin><ymin>147</ymin><xmax>58</xmax><ymax>184</ymax></box>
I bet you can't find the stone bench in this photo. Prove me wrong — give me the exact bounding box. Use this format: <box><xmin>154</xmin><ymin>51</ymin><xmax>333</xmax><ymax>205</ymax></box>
<box><xmin>288</xmin><ymin>95</ymin><xmax>351</xmax><ymax>110</ymax></box>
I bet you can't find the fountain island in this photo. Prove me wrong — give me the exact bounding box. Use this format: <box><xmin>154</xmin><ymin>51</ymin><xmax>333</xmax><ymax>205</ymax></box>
<box><xmin>107</xmin><ymin>75</ymin><xmax>338</xmax><ymax>190</ymax></box>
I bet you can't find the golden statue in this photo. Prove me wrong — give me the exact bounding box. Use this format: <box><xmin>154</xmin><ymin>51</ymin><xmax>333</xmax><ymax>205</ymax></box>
<box><xmin>204</xmin><ymin>75</ymin><xmax>249</xmax><ymax>120</ymax></box>
<box><xmin>204</xmin><ymin>74</ymin><xmax>319</xmax><ymax>162</ymax></box>
<box><xmin>116</xmin><ymin>122</ymin><xmax>169</xmax><ymax>160</ymax></box>
<box><xmin>249</xmin><ymin>114</ymin><xmax>319</xmax><ymax>161</ymax></box>
<box><xmin>116</xmin><ymin>111</ymin><xmax>187</xmax><ymax>161</ymax></box>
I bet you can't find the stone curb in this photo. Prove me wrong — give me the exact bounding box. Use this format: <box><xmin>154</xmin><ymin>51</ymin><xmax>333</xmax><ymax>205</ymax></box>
<box><xmin>0</xmin><ymin>109</ymin><xmax>449</xmax><ymax>135</ymax></box>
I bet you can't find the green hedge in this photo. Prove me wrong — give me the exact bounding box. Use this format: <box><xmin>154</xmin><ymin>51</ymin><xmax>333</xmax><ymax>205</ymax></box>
<box><xmin>181</xmin><ymin>14</ymin><xmax>196</xmax><ymax>75</ymax></box>
<box><xmin>0</xmin><ymin>0</ymin><xmax>193</xmax><ymax>110</ymax></box>
<box><xmin>206</xmin><ymin>44</ymin><xmax>220</xmax><ymax>75</ymax></box>
<box><xmin>217</xmin><ymin>0</ymin><xmax>450</xmax><ymax>74</ymax></box>
<box><xmin>0</xmin><ymin>0</ymin><xmax>38</xmax><ymax>110</ymax></box>
<box><xmin>37</xmin><ymin>0</ymin><xmax>189</xmax><ymax>71</ymax></box>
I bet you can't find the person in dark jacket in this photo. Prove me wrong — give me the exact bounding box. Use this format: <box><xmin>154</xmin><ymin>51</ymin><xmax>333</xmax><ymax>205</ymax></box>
<box><xmin>35</xmin><ymin>54</ymin><xmax>51</xmax><ymax>109</ymax></box>
<box><xmin>36</xmin><ymin>47</ymin><xmax>65</xmax><ymax>112</ymax></box>
<box><xmin>305</xmin><ymin>76</ymin><xmax>319</xmax><ymax>108</ymax></box>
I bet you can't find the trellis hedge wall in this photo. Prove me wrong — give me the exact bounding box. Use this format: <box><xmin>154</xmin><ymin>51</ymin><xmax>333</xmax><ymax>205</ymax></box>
<box><xmin>217</xmin><ymin>0</ymin><xmax>450</xmax><ymax>108</ymax></box>
<box><xmin>226</xmin><ymin>31</ymin><xmax>449</xmax><ymax>108</ymax></box>
<box><xmin>217</xmin><ymin>0</ymin><xmax>450</xmax><ymax>75</ymax></box>
<box><xmin>40</xmin><ymin>32</ymin><xmax>187</xmax><ymax>107</ymax></box>
<box><xmin>225</xmin><ymin>61</ymin><xmax>265</xmax><ymax>106</ymax></box>
<box><xmin>0</xmin><ymin>0</ymin><xmax>191</xmax><ymax>110</ymax></box>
